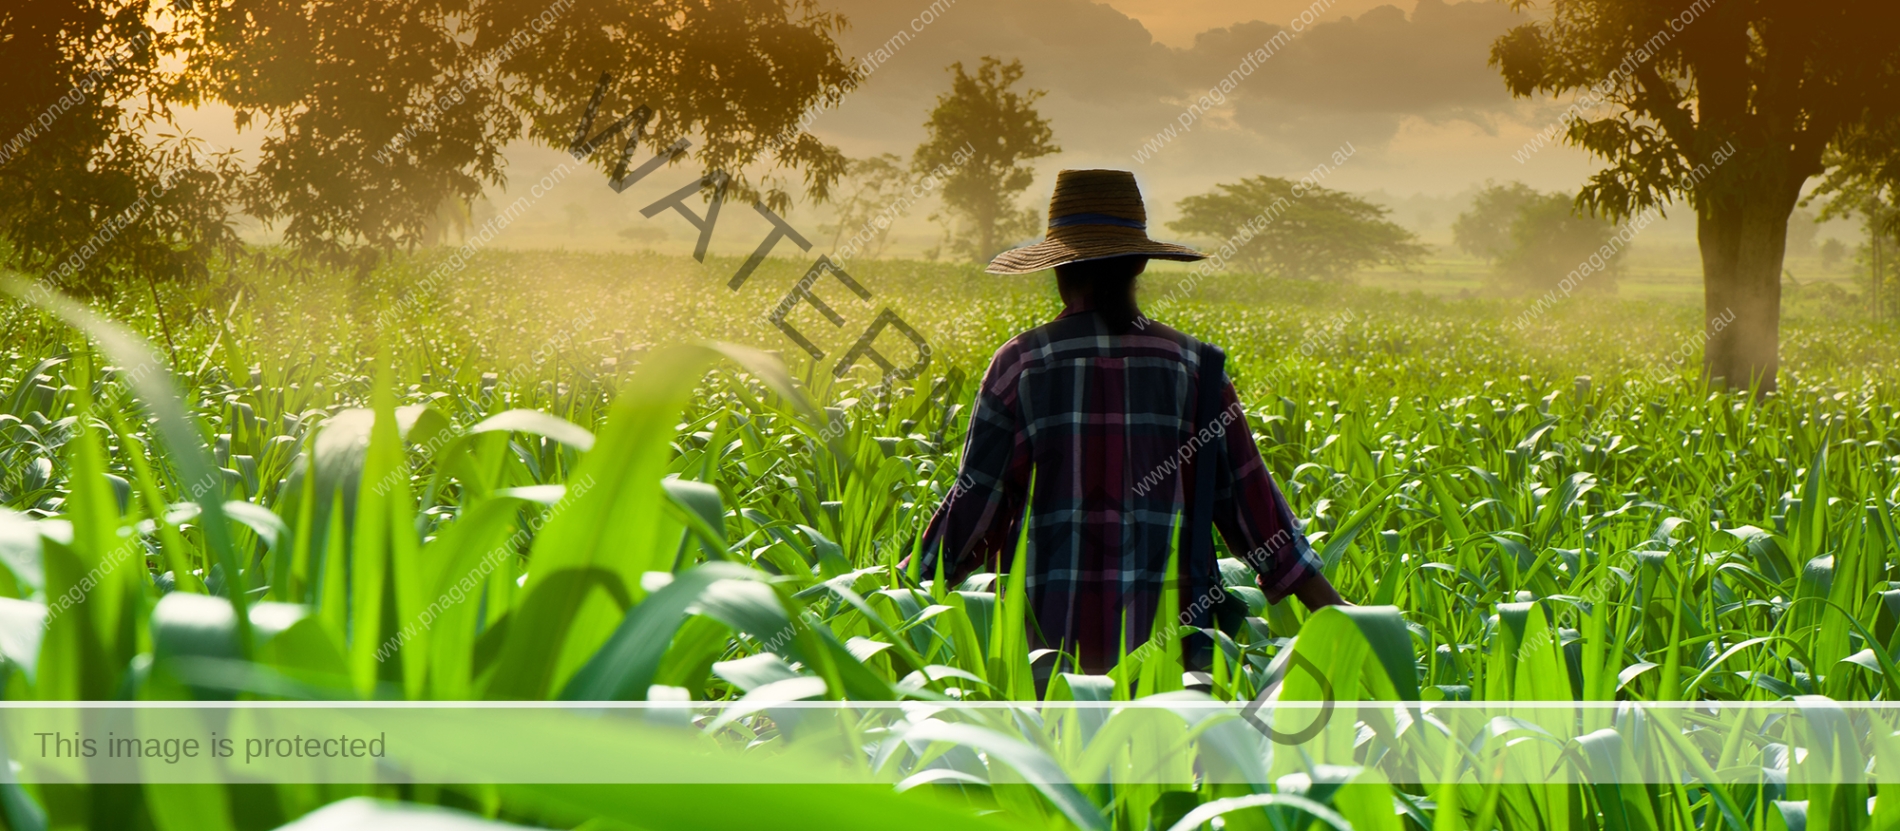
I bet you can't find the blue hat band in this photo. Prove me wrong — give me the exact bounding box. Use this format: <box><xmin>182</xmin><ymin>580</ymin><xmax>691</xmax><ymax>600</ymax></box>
<box><xmin>1048</xmin><ymin>213</ymin><xmax>1147</xmax><ymax>231</ymax></box>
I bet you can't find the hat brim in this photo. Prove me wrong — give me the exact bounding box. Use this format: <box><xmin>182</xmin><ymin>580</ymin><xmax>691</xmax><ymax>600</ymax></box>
<box><xmin>985</xmin><ymin>228</ymin><xmax>1207</xmax><ymax>275</ymax></box>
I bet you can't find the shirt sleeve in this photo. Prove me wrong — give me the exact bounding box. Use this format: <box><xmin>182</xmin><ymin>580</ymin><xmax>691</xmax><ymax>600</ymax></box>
<box><xmin>1209</xmin><ymin>381</ymin><xmax>1322</xmax><ymax>602</ymax></box>
<box><xmin>908</xmin><ymin>347</ymin><xmax>1034</xmax><ymax>586</ymax></box>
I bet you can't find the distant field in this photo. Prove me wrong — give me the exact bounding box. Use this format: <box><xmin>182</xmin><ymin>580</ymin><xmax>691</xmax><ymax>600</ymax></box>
<box><xmin>1354</xmin><ymin>251</ymin><xmax>1866</xmax><ymax>303</ymax></box>
<box><xmin>460</xmin><ymin>225</ymin><xmax>1871</xmax><ymax>309</ymax></box>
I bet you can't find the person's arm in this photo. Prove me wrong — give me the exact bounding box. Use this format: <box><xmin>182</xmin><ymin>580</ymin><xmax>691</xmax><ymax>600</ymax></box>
<box><xmin>1209</xmin><ymin>381</ymin><xmax>1346</xmax><ymax>609</ymax></box>
<box><xmin>904</xmin><ymin>348</ymin><xmax>1033</xmax><ymax>585</ymax></box>
<box><xmin>1291</xmin><ymin>570</ymin><xmax>1348</xmax><ymax>609</ymax></box>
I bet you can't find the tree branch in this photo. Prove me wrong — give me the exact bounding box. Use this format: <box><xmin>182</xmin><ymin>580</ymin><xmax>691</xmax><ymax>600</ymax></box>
<box><xmin>1630</xmin><ymin>64</ymin><xmax>1698</xmax><ymax>153</ymax></box>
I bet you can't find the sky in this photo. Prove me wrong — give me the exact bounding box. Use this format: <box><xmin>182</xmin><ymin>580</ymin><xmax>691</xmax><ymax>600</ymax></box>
<box><xmin>442</xmin><ymin>0</ymin><xmax>1816</xmax><ymax>256</ymax></box>
<box><xmin>1101</xmin><ymin>0</ymin><xmax>1399</xmax><ymax>48</ymax></box>
<box><xmin>176</xmin><ymin>0</ymin><xmax>1792</xmax><ymax>252</ymax></box>
<box><xmin>806</xmin><ymin>0</ymin><xmax>1603</xmax><ymax>212</ymax></box>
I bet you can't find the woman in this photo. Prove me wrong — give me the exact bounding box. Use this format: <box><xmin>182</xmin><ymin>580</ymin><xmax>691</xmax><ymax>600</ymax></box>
<box><xmin>912</xmin><ymin>169</ymin><xmax>1345</xmax><ymax>676</ymax></box>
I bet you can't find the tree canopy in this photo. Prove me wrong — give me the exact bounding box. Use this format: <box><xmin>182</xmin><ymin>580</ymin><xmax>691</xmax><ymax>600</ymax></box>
<box><xmin>1491</xmin><ymin>0</ymin><xmax>1900</xmax><ymax>390</ymax></box>
<box><xmin>913</xmin><ymin>57</ymin><xmax>1059</xmax><ymax>264</ymax></box>
<box><xmin>0</xmin><ymin>1</ymin><xmax>239</xmax><ymax>297</ymax></box>
<box><xmin>1167</xmin><ymin>176</ymin><xmax>1424</xmax><ymax>281</ymax></box>
<box><xmin>821</xmin><ymin>153</ymin><xmax>909</xmax><ymax>261</ymax></box>
<box><xmin>1491</xmin><ymin>190</ymin><xmax>1627</xmax><ymax>296</ymax></box>
<box><xmin>1</xmin><ymin>0</ymin><xmax>860</xmax><ymax>289</ymax></box>
<box><xmin>1452</xmin><ymin>181</ymin><xmax>1543</xmax><ymax>262</ymax></box>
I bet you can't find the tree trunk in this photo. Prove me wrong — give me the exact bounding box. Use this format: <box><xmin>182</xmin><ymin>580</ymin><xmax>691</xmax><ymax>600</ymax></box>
<box><xmin>977</xmin><ymin>203</ymin><xmax>996</xmax><ymax>265</ymax></box>
<box><xmin>1699</xmin><ymin>187</ymin><xmax>1797</xmax><ymax>394</ymax></box>
<box><xmin>1877</xmin><ymin>214</ymin><xmax>1887</xmax><ymax>324</ymax></box>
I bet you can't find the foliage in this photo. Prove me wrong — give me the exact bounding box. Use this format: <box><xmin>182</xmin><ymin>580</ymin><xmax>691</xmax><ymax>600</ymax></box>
<box><xmin>1489</xmin><ymin>0</ymin><xmax>1897</xmax><ymax>223</ymax></box>
<box><xmin>0</xmin><ymin>0</ymin><xmax>857</xmax><ymax>283</ymax></box>
<box><xmin>1168</xmin><ymin>176</ymin><xmax>1425</xmax><ymax>280</ymax></box>
<box><xmin>1810</xmin><ymin>164</ymin><xmax>1899</xmax><ymax>321</ymax></box>
<box><xmin>0</xmin><ymin>0</ymin><xmax>244</xmax><ymax>298</ymax></box>
<box><xmin>1813</xmin><ymin>143</ymin><xmax>1900</xmax><ymax>313</ymax></box>
<box><xmin>913</xmin><ymin>57</ymin><xmax>1059</xmax><ymax>264</ymax></box>
<box><xmin>1452</xmin><ymin>181</ymin><xmax>1544</xmax><ymax>262</ymax></box>
<box><xmin>1491</xmin><ymin>190</ymin><xmax>1625</xmax><ymax>295</ymax></box>
<box><xmin>0</xmin><ymin>250</ymin><xmax>1898</xmax><ymax>829</ymax></box>
<box><xmin>1489</xmin><ymin>0</ymin><xmax>1900</xmax><ymax>390</ymax></box>
<box><xmin>1821</xmin><ymin>238</ymin><xmax>1848</xmax><ymax>271</ymax></box>
<box><xmin>820</xmin><ymin>153</ymin><xmax>911</xmax><ymax>259</ymax></box>
<box><xmin>1811</xmin><ymin>113</ymin><xmax>1900</xmax><ymax>239</ymax></box>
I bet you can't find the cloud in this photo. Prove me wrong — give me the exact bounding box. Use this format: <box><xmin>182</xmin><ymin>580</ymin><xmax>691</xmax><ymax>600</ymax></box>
<box><xmin>1195</xmin><ymin>2</ymin><xmax>1518</xmax><ymax>113</ymax></box>
<box><xmin>1105</xmin><ymin>0</ymin><xmax>1397</xmax><ymax>48</ymax></box>
<box><xmin>812</xmin><ymin>0</ymin><xmax>1533</xmax><ymax>201</ymax></box>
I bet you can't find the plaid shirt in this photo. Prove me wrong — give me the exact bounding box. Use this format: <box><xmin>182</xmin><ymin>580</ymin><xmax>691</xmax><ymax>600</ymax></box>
<box><xmin>914</xmin><ymin>307</ymin><xmax>1321</xmax><ymax>672</ymax></box>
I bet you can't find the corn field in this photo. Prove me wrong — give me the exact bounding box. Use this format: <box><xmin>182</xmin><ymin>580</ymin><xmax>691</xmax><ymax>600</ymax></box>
<box><xmin>1</xmin><ymin>252</ymin><xmax>1898</xmax><ymax>831</ymax></box>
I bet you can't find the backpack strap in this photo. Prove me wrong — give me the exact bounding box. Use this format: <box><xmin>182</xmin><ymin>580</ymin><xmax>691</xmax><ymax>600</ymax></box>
<box><xmin>1172</xmin><ymin>341</ymin><xmax>1228</xmax><ymax>672</ymax></box>
<box><xmin>1187</xmin><ymin>342</ymin><xmax>1226</xmax><ymax>598</ymax></box>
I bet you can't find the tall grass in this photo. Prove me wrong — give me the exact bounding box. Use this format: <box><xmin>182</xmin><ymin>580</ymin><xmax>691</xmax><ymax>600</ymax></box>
<box><xmin>0</xmin><ymin>251</ymin><xmax>1897</xmax><ymax>830</ymax></box>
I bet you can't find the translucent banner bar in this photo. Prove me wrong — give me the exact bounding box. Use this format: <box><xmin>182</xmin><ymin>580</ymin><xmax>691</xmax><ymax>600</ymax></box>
<box><xmin>1</xmin><ymin>699</ymin><xmax>1892</xmax><ymax>786</ymax></box>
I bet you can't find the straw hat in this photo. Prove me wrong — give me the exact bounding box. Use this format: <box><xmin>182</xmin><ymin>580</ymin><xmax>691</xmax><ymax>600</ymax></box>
<box><xmin>986</xmin><ymin>169</ymin><xmax>1207</xmax><ymax>275</ymax></box>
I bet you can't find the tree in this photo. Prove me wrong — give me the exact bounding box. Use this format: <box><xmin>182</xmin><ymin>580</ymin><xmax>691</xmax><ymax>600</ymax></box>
<box><xmin>0</xmin><ymin>1</ymin><xmax>241</xmax><ymax>301</ymax></box>
<box><xmin>1809</xmin><ymin>122</ymin><xmax>1900</xmax><ymax>320</ymax></box>
<box><xmin>2</xmin><ymin>0</ymin><xmax>859</xmax><ymax>288</ymax></box>
<box><xmin>1854</xmin><ymin>213</ymin><xmax>1896</xmax><ymax>321</ymax></box>
<box><xmin>1820</xmin><ymin>238</ymin><xmax>1847</xmax><ymax>271</ymax></box>
<box><xmin>914</xmin><ymin>57</ymin><xmax>1059</xmax><ymax>263</ymax></box>
<box><xmin>1491</xmin><ymin>0</ymin><xmax>1900</xmax><ymax>391</ymax></box>
<box><xmin>1817</xmin><ymin>190</ymin><xmax>1897</xmax><ymax>322</ymax></box>
<box><xmin>1167</xmin><ymin>176</ymin><xmax>1425</xmax><ymax>280</ymax></box>
<box><xmin>1453</xmin><ymin>181</ymin><xmax>1543</xmax><ymax>261</ymax></box>
<box><xmin>1492</xmin><ymin>191</ymin><xmax>1626</xmax><ymax>295</ymax></box>
<box><xmin>821</xmin><ymin>153</ymin><xmax>910</xmax><ymax>260</ymax></box>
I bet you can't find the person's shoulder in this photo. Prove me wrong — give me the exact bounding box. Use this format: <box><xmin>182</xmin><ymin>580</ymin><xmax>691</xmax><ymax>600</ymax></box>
<box><xmin>990</xmin><ymin>314</ymin><xmax>1084</xmax><ymax>361</ymax></box>
<box><xmin>1126</xmin><ymin>317</ymin><xmax>1197</xmax><ymax>349</ymax></box>
<box><xmin>978</xmin><ymin>316</ymin><xmax>1095</xmax><ymax>389</ymax></box>
<box><xmin>980</xmin><ymin>323</ymin><xmax>1054</xmax><ymax>388</ymax></box>
<box><xmin>985</xmin><ymin>314</ymin><xmax>1207</xmax><ymax>378</ymax></box>
<box><xmin>989</xmin><ymin>321</ymin><xmax>1047</xmax><ymax>361</ymax></box>
<box><xmin>1120</xmin><ymin>318</ymin><xmax>1211</xmax><ymax>368</ymax></box>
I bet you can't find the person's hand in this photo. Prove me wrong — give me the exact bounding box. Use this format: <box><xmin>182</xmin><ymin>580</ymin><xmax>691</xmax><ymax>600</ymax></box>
<box><xmin>1292</xmin><ymin>572</ymin><xmax>1351</xmax><ymax>609</ymax></box>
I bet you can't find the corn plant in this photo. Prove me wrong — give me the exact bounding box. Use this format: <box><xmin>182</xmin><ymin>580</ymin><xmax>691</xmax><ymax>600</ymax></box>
<box><xmin>0</xmin><ymin>252</ymin><xmax>1897</xmax><ymax>831</ymax></box>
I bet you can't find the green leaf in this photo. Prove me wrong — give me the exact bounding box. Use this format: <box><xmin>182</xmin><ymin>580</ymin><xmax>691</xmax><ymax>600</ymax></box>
<box><xmin>1430</xmin><ymin>473</ymin><xmax>1470</xmax><ymax>543</ymax></box>
<box><xmin>1163</xmin><ymin>793</ymin><xmax>1353</xmax><ymax>831</ymax></box>
<box><xmin>469</xmin><ymin>409</ymin><xmax>595</xmax><ymax>451</ymax></box>
<box><xmin>560</xmin><ymin>562</ymin><xmax>758</xmax><ymax>701</ymax></box>
<box><xmin>711</xmin><ymin>652</ymin><xmax>801</xmax><ymax>692</ymax></box>
<box><xmin>145</xmin><ymin>785</ymin><xmax>234</xmax><ymax>831</ymax></box>
<box><xmin>663</xmin><ymin>478</ymin><xmax>728</xmax><ymax>565</ymax></box>
<box><xmin>0</xmin><ymin>598</ymin><xmax>47</xmax><ymax>682</ymax></box>
<box><xmin>151</xmin><ymin>593</ymin><xmax>312</xmax><ymax>662</ymax></box>
<box><xmin>1573</xmin><ymin>728</ymin><xmax>1660</xmax><ymax>831</ymax></box>
<box><xmin>346</xmin><ymin>357</ymin><xmax>417</xmax><ymax>697</ymax></box>
<box><xmin>0</xmin><ymin>509</ymin><xmax>45</xmax><ymax>592</ymax></box>
<box><xmin>271</xmin><ymin>797</ymin><xmax>537</xmax><ymax>829</ymax></box>
<box><xmin>1725</xmin><ymin>526</ymin><xmax>1793</xmax><ymax>586</ymax></box>
<box><xmin>991</xmin><ymin>503</ymin><xmax>1036</xmax><ymax>702</ymax></box>
<box><xmin>900</xmin><ymin>720</ymin><xmax>1107</xmax><ymax>831</ymax></box>
<box><xmin>489</xmin><ymin>345</ymin><xmax>746</xmax><ymax>699</ymax></box>
<box><xmin>417</xmin><ymin>496</ymin><xmax>534</xmax><ymax>699</ymax></box>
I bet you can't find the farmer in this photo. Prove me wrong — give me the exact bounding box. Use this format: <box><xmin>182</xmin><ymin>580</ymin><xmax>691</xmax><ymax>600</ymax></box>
<box><xmin>910</xmin><ymin>169</ymin><xmax>1346</xmax><ymax>677</ymax></box>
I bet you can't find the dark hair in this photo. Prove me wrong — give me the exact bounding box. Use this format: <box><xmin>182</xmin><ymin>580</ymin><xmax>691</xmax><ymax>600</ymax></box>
<box><xmin>1055</xmin><ymin>256</ymin><xmax>1146</xmax><ymax>335</ymax></box>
